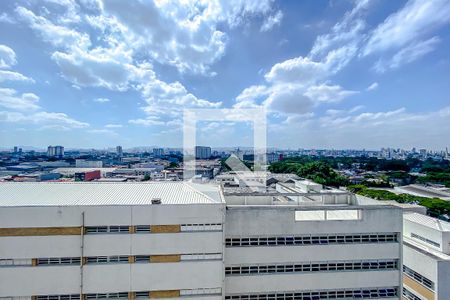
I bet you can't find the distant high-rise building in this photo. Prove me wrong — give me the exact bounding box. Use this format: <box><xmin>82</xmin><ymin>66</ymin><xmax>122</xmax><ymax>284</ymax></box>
<box><xmin>47</xmin><ymin>145</ymin><xmax>64</xmax><ymax>157</ymax></box>
<box><xmin>419</xmin><ymin>149</ymin><xmax>427</xmax><ymax>158</ymax></box>
<box><xmin>232</xmin><ymin>148</ymin><xmax>244</xmax><ymax>160</ymax></box>
<box><xmin>116</xmin><ymin>146</ymin><xmax>123</xmax><ymax>157</ymax></box>
<box><xmin>153</xmin><ymin>148</ymin><xmax>164</xmax><ymax>157</ymax></box>
<box><xmin>195</xmin><ymin>146</ymin><xmax>211</xmax><ymax>159</ymax></box>
<box><xmin>13</xmin><ymin>146</ymin><xmax>18</xmax><ymax>153</ymax></box>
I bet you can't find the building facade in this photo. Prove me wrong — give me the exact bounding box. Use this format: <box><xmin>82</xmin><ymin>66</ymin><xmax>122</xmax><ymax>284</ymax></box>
<box><xmin>0</xmin><ymin>182</ymin><xmax>224</xmax><ymax>300</ymax></box>
<box><xmin>153</xmin><ymin>148</ymin><xmax>164</xmax><ymax>157</ymax></box>
<box><xmin>195</xmin><ymin>147</ymin><xmax>211</xmax><ymax>159</ymax></box>
<box><xmin>224</xmin><ymin>192</ymin><xmax>403</xmax><ymax>300</ymax></box>
<box><xmin>402</xmin><ymin>213</ymin><xmax>450</xmax><ymax>300</ymax></box>
<box><xmin>116</xmin><ymin>146</ymin><xmax>123</xmax><ymax>157</ymax></box>
<box><xmin>47</xmin><ymin>146</ymin><xmax>64</xmax><ymax>158</ymax></box>
<box><xmin>0</xmin><ymin>181</ymin><xmax>403</xmax><ymax>299</ymax></box>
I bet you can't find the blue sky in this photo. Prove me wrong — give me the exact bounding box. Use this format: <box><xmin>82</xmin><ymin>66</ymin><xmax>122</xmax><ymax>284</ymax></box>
<box><xmin>0</xmin><ymin>0</ymin><xmax>449</xmax><ymax>150</ymax></box>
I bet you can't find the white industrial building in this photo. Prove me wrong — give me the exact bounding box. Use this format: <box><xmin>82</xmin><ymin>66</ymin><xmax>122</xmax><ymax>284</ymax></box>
<box><xmin>402</xmin><ymin>213</ymin><xmax>450</xmax><ymax>300</ymax></box>
<box><xmin>0</xmin><ymin>183</ymin><xmax>224</xmax><ymax>299</ymax></box>
<box><xmin>0</xmin><ymin>181</ymin><xmax>403</xmax><ymax>299</ymax></box>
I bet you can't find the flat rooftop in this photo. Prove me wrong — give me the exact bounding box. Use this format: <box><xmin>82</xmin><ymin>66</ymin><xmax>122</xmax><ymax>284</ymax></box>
<box><xmin>397</xmin><ymin>184</ymin><xmax>450</xmax><ymax>199</ymax></box>
<box><xmin>0</xmin><ymin>182</ymin><xmax>223</xmax><ymax>207</ymax></box>
<box><xmin>404</xmin><ymin>212</ymin><xmax>450</xmax><ymax>232</ymax></box>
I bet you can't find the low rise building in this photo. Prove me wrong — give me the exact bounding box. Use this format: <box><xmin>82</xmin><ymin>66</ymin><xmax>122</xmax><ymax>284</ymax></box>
<box><xmin>74</xmin><ymin>170</ymin><xmax>101</xmax><ymax>182</ymax></box>
<box><xmin>52</xmin><ymin>168</ymin><xmax>117</xmax><ymax>177</ymax></box>
<box><xmin>75</xmin><ymin>160</ymin><xmax>104</xmax><ymax>168</ymax></box>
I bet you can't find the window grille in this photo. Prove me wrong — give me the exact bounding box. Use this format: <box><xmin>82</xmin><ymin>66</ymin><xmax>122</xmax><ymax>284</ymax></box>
<box><xmin>403</xmin><ymin>265</ymin><xmax>434</xmax><ymax>290</ymax></box>
<box><xmin>86</xmin><ymin>256</ymin><xmax>129</xmax><ymax>264</ymax></box>
<box><xmin>226</xmin><ymin>259</ymin><xmax>398</xmax><ymax>275</ymax></box>
<box><xmin>225</xmin><ymin>233</ymin><xmax>397</xmax><ymax>247</ymax></box>
<box><xmin>225</xmin><ymin>287</ymin><xmax>397</xmax><ymax>300</ymax></box>
<box><xmin>37</xmin><ymin>257</ymin><xmax>81</xmax><ymax>266</ymax></box>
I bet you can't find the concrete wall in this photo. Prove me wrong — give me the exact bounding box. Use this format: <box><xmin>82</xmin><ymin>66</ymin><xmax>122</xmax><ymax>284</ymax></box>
<box><xmin>225</xmin><ymin>206</ymin><xmax>403</xmax><ymax>236</ymax></box>
<box><xmin>225</xmin><ymin>243</ymin><xmax>400</xmax><ymax>265</ymax></box>
<box><xmin>0</xmin><ymin>203</ymin><xmax>225</xmax><ymax>297</ymax></box>
<box><xmin>226</xmin><ymin>270</ymin><xmax>399</xmax><ymax>294</ymax></box>
<box><xmin>404</xmin><ymin>218</ymin><xmax>444</xmax><ymax>253</ymax></box>
<box><xmin>225</xmin><ymin>205</ymin><xmax>402</xmax><ymax>297</ymax></box>
<box><xmin>437</xmin><ymin>260</ymin><xmax>450</xmax><ymax>300</ymax></box>
<box><xmin>403</xmin><ymin>242</ymin><xmax>437</xmax><ymax>281</ymax></box>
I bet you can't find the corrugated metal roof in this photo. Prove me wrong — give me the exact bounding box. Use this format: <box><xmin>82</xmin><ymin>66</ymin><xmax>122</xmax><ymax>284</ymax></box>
<box><xmin>404</xmin><ymin>212</ymin><xmax>450</xmax><ymax>232</ymax></box>
<box><xmin>0</xmin><ymin>182</ymin><xmax>223</xmax><ymax>207</ymax></box>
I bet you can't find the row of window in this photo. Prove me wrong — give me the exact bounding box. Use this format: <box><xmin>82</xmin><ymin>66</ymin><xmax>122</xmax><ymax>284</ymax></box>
<box><xmin>402</xmin><ymin>287</ymin><xmax>421</xmax><ymax>300</ymax></box>
<box><xmin>411</xmin><ymin>233</ymin><xmax>440</xmax><ymax>248</ymax></box>
<box><xmin>0</xmin><ymin>258</ymin><xmax>32</xmax><ymax>266</ymax></box>
<box><xmin>225</xmin><ymin>287</ymin><xmax>398</xmax><ymax>300</ymax></box>
<box><xmin>35</xmin><ymin>253</ymin><xmax>222</xmax><ymax>266</ymax></box>
<box><xmin>85</xmin><ymin>226</ymin><xmax>130</xmax><ymax>234</ymax></box>
<box><xmin>181</xmin><ymin>223</ymin><xmax>222</xmax><ymax>232</ymax></box>
<box><xmin>225</xmin><ymin>259</ymin><xmax>398</xmax><ymax>275</ymax></box>
<box><xmin>84</xmin><ymin>224</ymin><xmax>222</xmax><ymax>234</ymax></box>
<box><xmin>35</xmin><ymin>288</ymin><xmax>222</xmax><ymax>300</ymax></box>
<box><xmin>225</xmin><ymin>233</ymin><xmax>398</xmax><ymax>247</ymax></box>
<box><xmin>36</xmin><ymin>296</ymin><xmax>80</xmax><ymax>300</ymax></box>
<box><xmin>403</xmin><ymin>265</ymin><xmax>434</xmax><ymax>290</ymax></box>
<box><xmin>37</xmin><ymin>257</ymin><xmax>81</xmax><ymax>265</ymax></box>
<box><xmin>86</xmin><ymin>256</ymin><xmax>129</xmax><ymax>264</ymax></box>
<box><xmin>36</xmin><ymin>293</ymin><xmax>128</xmax><ymax>300</ymax></box>
<box><xmin>86</xmin><ymin>294</ymin><xmax>128</xmax><ymax>300</ymax></box>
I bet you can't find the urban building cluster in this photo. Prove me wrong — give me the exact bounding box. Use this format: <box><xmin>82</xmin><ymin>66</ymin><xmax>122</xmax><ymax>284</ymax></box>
<box><xmin>0</xmin><ymin>145</ymin><xmax>284</xmax><ymax>183</ymax></box>
<box><xmin>0</xmin><ymin>146</ymin><xmax>216</xmax><ymax>183</ymax></box>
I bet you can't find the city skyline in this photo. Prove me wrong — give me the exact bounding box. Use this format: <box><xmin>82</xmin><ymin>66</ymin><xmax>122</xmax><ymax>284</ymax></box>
<box><xmin>1</xmin><ymin>0</ymin><xmax>450</xmax><ymax>149</ymax></box>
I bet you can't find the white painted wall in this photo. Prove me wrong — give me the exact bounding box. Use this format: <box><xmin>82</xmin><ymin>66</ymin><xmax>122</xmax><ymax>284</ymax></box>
<box><xmin>225</xmin><ymin>270</ymin><xmax>400</xmax><ymax>293</ymax></box>
<box><xmin>224</xmin><ymin>205</ymin><xmax>402</xmax><ymax>297</ymax></box>
<box><xmin>225</xmin><ymin>206</ymin><xmax>402</xmax><ymax>236</ymax></box>
<box><xmin>403</xmin><ymin>242</ymin><xmax>438</xmax><ymax>283</ymax></box>
<box><xmin>437</xmin><ymin>260</ymin><xmax>450</xmax><ymax>300</ymax></box>
<box><xmin>0</xmin><ymin>266</ymin><xmax>80</xmax><ymax>296</ymax></box>
<box><xmin>0</xmin><ymin>203</ymin><xmax>225</xmax><ymax>297</ymax></box>
<box><xmin>225</xmin><ymin>243</ymin><xmax>400</xmax><ymax>265</ymax></box>
<box><xmin>404</xmin><ymin>219</ymin><xmax>444</xmax><ymax>253</ymax></box>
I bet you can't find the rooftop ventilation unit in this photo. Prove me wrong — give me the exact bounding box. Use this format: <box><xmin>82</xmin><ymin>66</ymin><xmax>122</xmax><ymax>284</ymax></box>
<box><xmin>151</xmin><ymin>198</ymin><xmax>162</xmax><ymax>204</ymax></box>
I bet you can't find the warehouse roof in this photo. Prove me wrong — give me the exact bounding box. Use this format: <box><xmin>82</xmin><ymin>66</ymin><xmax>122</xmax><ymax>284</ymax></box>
<box><xmin>0</xmin><ymin>182</ymin><xmax>223</xmax><ymax>206</ymax></box>
<box><xmin>404</xmin><ymin>212</ymin><xmax>450</xmax><ymax>232</ymax></box>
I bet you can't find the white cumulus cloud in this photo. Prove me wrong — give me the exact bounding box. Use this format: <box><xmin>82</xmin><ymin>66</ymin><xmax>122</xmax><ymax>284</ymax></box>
<box><xmin>366</xmin><ymin>82</ymin><xmax>378</xmax><ymax>91</ymax></box>
<box><xmin>260</xmin><ymin>10</ymin><xmax>283</xmax><ymax>32</ymax></box>
<box><xmin>0</xmin><ymin>88</ymin><xmax>40</xmax><ymax>111</ymax></box>
<box><xmin>0</xmin><ymin>45</ymin><xmax>17</xmax><ymax>68</ymax></box>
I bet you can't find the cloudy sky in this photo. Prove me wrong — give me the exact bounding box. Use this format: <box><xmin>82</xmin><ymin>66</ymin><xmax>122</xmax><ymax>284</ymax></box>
<box><xmin>0</xmin><ymin>0</ymin><xmax>449</xmax><ymax>150</ymax></box>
